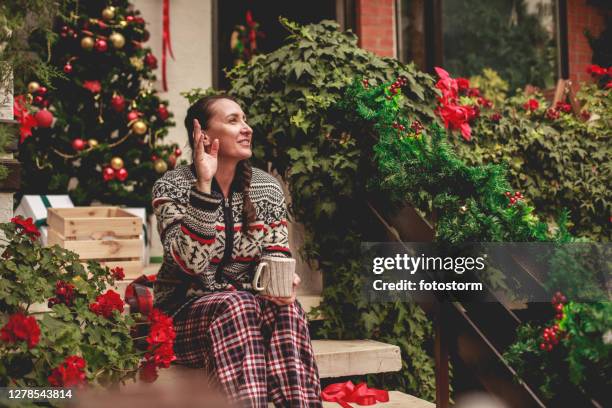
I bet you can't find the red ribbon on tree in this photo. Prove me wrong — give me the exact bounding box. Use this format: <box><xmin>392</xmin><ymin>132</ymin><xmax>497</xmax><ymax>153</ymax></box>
<box><xmin>162</xmin><ymin>0</ymin><xmax>175</xmax><ymax>91</ymax></box>
<box><xmin>322</xmin><ymin>381</ymin><xmax>389</xmax><ymax>407</ymax></box>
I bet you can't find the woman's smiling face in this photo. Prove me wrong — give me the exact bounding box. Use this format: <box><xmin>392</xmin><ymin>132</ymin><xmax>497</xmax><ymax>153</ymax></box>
<box><xmin>204</xmin><ymin>98</ymin><xmax>253</xmax><ymax>162</ymax></box>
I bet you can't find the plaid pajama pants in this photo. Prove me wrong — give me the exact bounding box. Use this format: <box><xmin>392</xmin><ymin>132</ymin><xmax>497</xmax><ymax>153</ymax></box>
<box><xmin>172</xmin><ymin>291</ymin><xmax>322</xmax><ymax>408</ymax></box>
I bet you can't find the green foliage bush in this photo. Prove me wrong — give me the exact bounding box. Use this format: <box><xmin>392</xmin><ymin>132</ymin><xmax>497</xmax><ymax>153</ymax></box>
<box><xmin>0</xmin><ymin>220</ymin><xmax>142</xmax><ymax>387</ymax></box>
<box><xmin>449</xmin><ymin>74</ymin><xmax>611</xmax><ymax>241</ymax></box>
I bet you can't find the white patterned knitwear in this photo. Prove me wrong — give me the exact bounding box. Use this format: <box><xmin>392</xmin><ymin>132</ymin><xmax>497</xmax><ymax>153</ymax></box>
<box><xmin>151</xmin><ymin>164</ymin><xmax>291</xmax><ymax>317</ymax></box>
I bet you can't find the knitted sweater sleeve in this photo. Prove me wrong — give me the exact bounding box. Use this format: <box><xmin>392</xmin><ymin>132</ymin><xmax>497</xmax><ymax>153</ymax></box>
<box><xmin>152</xmin><ymin>179</ymin><xmax>222</xmax><ymax>277</ymax></box>
<box><xmin>261</xmin><ymin>181</ymin><xmax>292</xmax><ymax>259</ymax></box>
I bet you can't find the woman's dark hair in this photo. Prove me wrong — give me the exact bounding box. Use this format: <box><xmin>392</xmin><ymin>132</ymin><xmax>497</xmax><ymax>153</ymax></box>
<box><xmin>184</xmin><ymin>95</ymin><xmax>257</xmax><ymax>228</ymax></box>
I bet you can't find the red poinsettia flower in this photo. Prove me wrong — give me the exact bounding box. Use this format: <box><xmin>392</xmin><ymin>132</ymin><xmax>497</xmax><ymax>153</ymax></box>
<box><xmin>82</xmin><ymin>80</ymin><xmax>102</xmax><ymax>94</ymax></box>
<box><xmin>523</xmin><ymin>99</ymin><xmax>539</xmax><ymax>112</ymax></box>
<box><xmin>435</xmin><ymin>103</ymin><xmax>475</xmax><ymax>141</ymax></box>
<box><xmin>555</xmin><ymin>102</ymin><xmax>572</xmax><ymax>113</ymax></box>
<box><xmin>0</xmin><ymin>313</ymin><xmax>41</xmax><ymax>349</ymax></box>
<box><xmin>89</xmin><ymin>290</ymin><xmax>124</xmax><ymax>319</ymax></box>
<box><xmin>10</xmin><ymin>216</ymin><xmax>41</xmax><ymax>239</ymax></box>
<box><xmin>434</xmin><ymin>67</ymin><xmax>459</xmax><ymax>100</ymax></box>
<box><xmin>48</xmin><ymin>355</ymin><xmax>87</xmax><ymax>387</ymax></box>
<box><xmin>467</xmin><ymin>88</ymin><xmax>480</xmax><ymax>98</ymax></box>
<box><xmin>13</xmin><ymin>95</ymin><xmax>38</xmax><ymax>144</ymax></box>
<box><xmin>110</xmin><ymin>266</ymin><xmax>125</xmax><ymax>280</ymax></box>
<box><xmin>456</xmin><ymin>77</ymin><xmax>470</xmax><ymax>92</ymax></box>
<box><xmin>586</xmin><ymin>64</ymin><xmax>607</xmax><ymax>76</ymax></box>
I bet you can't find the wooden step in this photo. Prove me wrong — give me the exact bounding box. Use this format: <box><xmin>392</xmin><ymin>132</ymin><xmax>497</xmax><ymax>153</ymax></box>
<box><xmin>321</xmin><ymin>391</ymin><xmax>434</xmax><ymax>408</ymax></box>
<box><xmin>313</xmin><ymin>339</ymin><xmax>401</xmax><ymax>378</ymax></box>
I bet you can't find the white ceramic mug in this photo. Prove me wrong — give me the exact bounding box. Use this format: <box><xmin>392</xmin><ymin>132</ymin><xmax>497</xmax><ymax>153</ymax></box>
<box><xmin>252</xmin><ymin>256</ymin><xmax>296</xmax><ymax>297</ymax></box>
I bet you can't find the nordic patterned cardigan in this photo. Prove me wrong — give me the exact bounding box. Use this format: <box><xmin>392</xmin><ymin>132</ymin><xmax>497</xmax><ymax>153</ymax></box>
<box><xmin>151</xmin><ymin>164</ymin><xmax>291</xmax><ymax>318</ymax></box>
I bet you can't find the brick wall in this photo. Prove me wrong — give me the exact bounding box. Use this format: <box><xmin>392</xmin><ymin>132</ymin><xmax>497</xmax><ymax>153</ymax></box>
<box><xmin>355</xmin><ymin>0</ymin><xmax>396</xmax><ymax>57</ymax></box>
<box><xmin>566</xmin><ymin>0</ymin><xmax>606</xmax><ymax>85</ymax></box>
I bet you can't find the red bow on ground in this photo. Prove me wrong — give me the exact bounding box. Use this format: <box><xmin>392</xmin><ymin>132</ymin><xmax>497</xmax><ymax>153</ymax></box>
<box><xmin>322</xmin><ymin>381</ymin><xmax>389</xmax><ymax>407</ymax></box>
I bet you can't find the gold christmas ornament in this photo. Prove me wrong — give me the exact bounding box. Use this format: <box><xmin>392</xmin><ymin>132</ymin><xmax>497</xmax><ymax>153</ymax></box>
<box><xmin>109</xmin><ymin>32</ymin><xmax>125</xmax><ymax>49</ymax></box>
<box><xmin>110</xmin><ymin>156</ymin><xmax>124</xmax><ymax>170</ymax></box>
<box><xmin>130</xmin><ymin>56</ymin><xmax>144</xmax><ymax>71</ymax></box>
<box><xmin>459</xmin><ymin>205</ymin><xmax>468</xmax><ymax>214</ymax></box>
<box><xmin>101</xmin><ymin>6</ymin><xmax>116</xmax><ymax>21</ymax></box>
<box><xmin>80</xmin><ymin>36</ymin><xmax>95</xmax><ymax>50</ymax></box>
<box><xmin>27</xmin><ymin>81</ymin><xmax>41</xmax><ymax>94</ymax></box>
<box><xmin>119</xmin><ymin>20</ymin><xmax>128</xmax><ymax>28</ymax></box>
<box><xmin>154</xmin><ymin>159</ymin><xmax>168</xmax><ymax>174</ymax></box>
<box><xmin>88</xmin><ymin>139</ymin><xmax>99</xmax><ymax>148</ymax></box>
<box><xmin>131</xmin><ymin>120</ymin><xmax>148</xmax><ymax>135</ymax></box>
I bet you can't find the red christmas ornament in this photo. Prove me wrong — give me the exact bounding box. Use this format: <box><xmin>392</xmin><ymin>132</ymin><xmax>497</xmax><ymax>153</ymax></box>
<box><xmin>167</xmin><ymin>154</ymin><xmax>177</xmax><ymax>169</ymax></box>
<box><xmin>126</xmin><ymin>15</ymin><xmax>135</xmax><ymax>22</ymax></box>
<box><xmin>94</xmin><ymin>38</ymin><xmax>108</xmax><ymax>52</ymax></box>
<box><xmin>127</xmin><ymin>111</ymin><xmax>140</xmax><ymax>121</ymax></box>
<box><xmin>33</xmin><ymin>95</ymin><xmax>44</xmax><ymax>105</ymax></box>
<box><xmin>144</xmin><ymin>53</ymin><xmax>158</xmax><ymax>69</ymax></box>
<box><xmin>103</xmin><ymin>167</ymin><xmax>115</xmax><ymax>181</ymax></box>
<box><xmin>174</xmin><ymin>148</ymin><xmax>182</xmax><ymax>157</ymax></box>
<box><xmin>63</xmin><ymin>63</ymin><xmax>73</xmax><ymax>74</ymax></box>
<box><xmin>151</xmin><ymin>154</ymin><xmax>158</xmax><ymax>161</ymax></box>
<box><xmin>115</xmin><ymin>167</ymin><xmax>128</xmax><ymax>181</ymax></box>
<box><xmin>157</xmin><ymin>104</ymin><xmax>169</xmax><ymax>120</ymax></box>
<box><xmin>38</xmin><ymin>86</ymin><xmax>47</xmax><ymax>95</ymax></box>
<box><xmin>71</xmin><ymin>138</ymin><xmax>86</xmax><ymax>151</ymax></box>
<box><xmin>111</xmin><ymin>95</ymin><xmax>126</xmax><ymax>112</ymax></box>
<box><xmin>34</xmin><ymin>109</ymin><xmax>54</xmax><ymax>128</ymax></box>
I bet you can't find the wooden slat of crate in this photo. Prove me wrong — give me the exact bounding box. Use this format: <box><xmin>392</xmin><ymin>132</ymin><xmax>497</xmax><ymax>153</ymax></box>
<box><xmin>47</xmin><ymin>207</ymin><xmax>142</xmax><ymax>239</ymax></box>
<box><xmin>48</xmin><ymin>229</ymin><xmax>141</xmax><ymax>260</ymax></box>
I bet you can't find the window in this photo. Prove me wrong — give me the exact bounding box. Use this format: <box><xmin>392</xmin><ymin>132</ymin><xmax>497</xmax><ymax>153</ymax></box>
<box><xmin>398</xmin><ymin>0</ymin><xmax>562</xmax><ymax>91</ymax></box>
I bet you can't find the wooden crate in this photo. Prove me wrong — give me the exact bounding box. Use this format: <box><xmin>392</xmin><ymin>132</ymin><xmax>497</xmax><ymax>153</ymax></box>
<box><xmin>47</xmin><ymin>207</ymin><xmax>143</xmax><ymax>278</ymax></box>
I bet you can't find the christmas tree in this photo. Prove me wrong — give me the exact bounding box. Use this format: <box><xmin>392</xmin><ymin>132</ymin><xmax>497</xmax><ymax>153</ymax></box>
<box><xmin>17</xmin><ymin>0</ymin><xmax>180</xmax><ymax>212</ymax></box>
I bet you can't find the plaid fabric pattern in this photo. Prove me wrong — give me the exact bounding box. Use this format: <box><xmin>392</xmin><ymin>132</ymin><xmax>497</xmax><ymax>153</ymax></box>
<box><xmin>173</xmin><ymin>290</ymin><xmax>322</xmax><ymax>408</ymax></box>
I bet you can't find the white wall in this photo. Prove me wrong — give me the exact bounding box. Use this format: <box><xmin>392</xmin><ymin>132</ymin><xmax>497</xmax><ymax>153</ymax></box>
<box><xmin>132</xmin><ymin>0</ymin><xmax>213</xmax><ymax>152</ymax></box>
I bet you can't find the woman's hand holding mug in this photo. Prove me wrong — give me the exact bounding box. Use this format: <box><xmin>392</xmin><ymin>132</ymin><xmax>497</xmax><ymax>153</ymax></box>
<box><xmin>193</xmin><ymin>118</ymin><xmax>219</xmax><ymax>193</ymax></box>
<box><xmin>260</xmin><ymin>273</ymin><xmax>301</xmax><ymax>306</ymax></box>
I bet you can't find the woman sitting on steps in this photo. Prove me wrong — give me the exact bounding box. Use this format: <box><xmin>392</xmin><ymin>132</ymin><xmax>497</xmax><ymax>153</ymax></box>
<box><xmin>151</xmin><ymin>94</ymin><xmax>322</xmax><ymax>407</ymax></box>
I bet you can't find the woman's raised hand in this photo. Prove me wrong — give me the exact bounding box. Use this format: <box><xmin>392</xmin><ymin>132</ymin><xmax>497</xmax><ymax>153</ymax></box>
<box><xmin>193</xmin><ymin>119</ymin><xmax>219</xmax><ymax>193</ymax></box>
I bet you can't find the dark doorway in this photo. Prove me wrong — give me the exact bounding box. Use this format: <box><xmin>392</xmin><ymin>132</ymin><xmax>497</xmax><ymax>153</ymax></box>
<box><xmin>214</xmin><ymin>0</ymin><xmax>354</xmax><ymax>89</ymax></box>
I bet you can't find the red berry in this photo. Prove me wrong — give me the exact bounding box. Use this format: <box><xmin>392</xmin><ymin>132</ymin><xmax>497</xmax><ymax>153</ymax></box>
<box><xmin>510</xmin><ymin>197</ymin><xmax>516</xmax><ymax>204</ymax></box>
<box><xmin>547</xmin><ymin>344</ymin><xmax>553</xmax><ymax>352</ymax></box>
<box><xmin>556</xmin><ymin>303</ymin><xmax>564</xmax><ymax>312</ymax></box>
<box><xmin>560</xmin><ymin>295</ymin><xmax>566</xmax><ymax>304</ymax></box>
<box><xmin>174</xmin><ymin>148</ymin><xmax>182</xmax><ymax>157</ymax></box>
<box><xmin>539</xmin><ymin>343</ymin><xmax>546</xmax><ymax>350</ymax></box>
<box><xmin>505</xmin><ymin>191</ymin><xmax>512</xmax><ymax>197</ymax></box>
<box><xmin>553</xmin><ymin>324</ymin><xmax>559</xmax><ymax>332</ymax></box>
<box><xmin>399</xmin><ymin>124</ymin><xmax>405</xmax><ymax>131</ymax></box>
<box><xmin>63</xmin><ymin>63</ymin><xmax>73</xmax><ymax>74</ymax></box>
<box><xmin>555</xmin><ymin>291</ymin><xmax>562</xmax><ymax>298</ymax></box>
<box><xmin>392</xmin><ymin>122</ymin><xmax>398</xmax><ymax>129</ymax></box>
<box><xmin>556</xmin><ymin>313</ymin><xmax>564</xmax><ymax>320</ymax></box>
<box><xmin>515</xmin><ymin>191</ymin><xmax>521</xmax><ymax>197</ymax></box>
<box><xmin>33</xmin><ymin>95</ymin><xmax>44</xmax><ymax>105</ymax></box>
<box><xmin>151</xmin><ymin>154</ymin><xmax>158</xmax><ymax>162</ymax></box>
